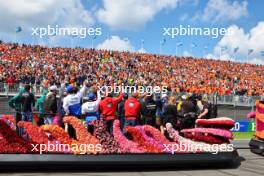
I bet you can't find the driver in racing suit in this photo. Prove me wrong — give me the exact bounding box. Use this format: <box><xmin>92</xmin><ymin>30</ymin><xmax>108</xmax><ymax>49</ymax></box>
<box><xmin>81</xmin><ymin>91</ymin><xmax>101</xmax><ymax>124</ymax></box>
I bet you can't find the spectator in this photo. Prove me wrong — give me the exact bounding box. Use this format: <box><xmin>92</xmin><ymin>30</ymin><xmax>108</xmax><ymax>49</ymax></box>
<box><xmin>160</xmin><ymin>96</ymin><xmax>178</xmax><ymax>133</ymax></box>
<box><xmin>118</xmin><ymin>93</ymin><xmax>128</xmax><ymax>130</ymax></box>
<box><xmin>140</xmin><ymin>94</ymin><xmax>157</xmax><ymax>127</ymax></box>
<box><xmin>43</xmin><ymin>85</ymin><xmax>58</xmax><ymax>124</ymax></box>
<box><xmin>35</xmin><ymin>88</ymin><xmax>48</xmax><ymax>126</ymax></box>
<box><xmin>8</xmin><ymin>87</ymin><xmax>25</xmax><ymax>135</ymax></box>
<box><xmin>197</xmin><ymin>95</ymin><xmax>210</xmax><ymax>119</ymax></box>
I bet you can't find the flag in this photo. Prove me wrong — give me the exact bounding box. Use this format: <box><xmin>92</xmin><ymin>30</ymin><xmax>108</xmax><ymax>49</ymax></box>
<box><xmin>160</xmin><ymin>38</ymin><xmax>166</xmax><ymax>46</ymax></box>
<box><xmin>233</xmin><ymin>47</ymin><xmax>239</xmax><ymax>54</ymax></box>
<box><xmin>141</xmin><ymin>39</ymin><xmax>145</xmax><ymax>44</ymax></box>
<box><xmin>15</xmin><ymin>26</ymin><xmax>22</xmax><ymax>33</ymax></box>
<box><xmin>260</xmin><ymin>50</ymin><xmax>264</xmax><ymax>56</ymax></box>
<box><xmin>248</xmin><ymin>49</ymin><xmax>254</xmax><ymax>55</ymax></box>
<box><xmin>177</xmin><ymin>42</ymin><xmax>183</xmax><ymax>47</ymax></box>
<box><xmin>191</xmin><ymin>43</ymin><xmax>197</xmax><ymax>48</ymax></box>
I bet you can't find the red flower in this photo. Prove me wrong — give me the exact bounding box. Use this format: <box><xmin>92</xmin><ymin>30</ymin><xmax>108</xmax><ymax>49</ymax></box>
<box><xmin>0</xmin><ymin>120</ymin><xmax>30</xmax><ymax>153</ymax></box>
<box><xmin>63</xmin><ymin>116</ymin><xmax>101</xmax><ymax>154</ymax></box>
<box><xmin>17</xmin><ymin>121</ymin><xmax>49</xmax><ymax>144</ymax></box>
<box><xmin>2</xmin><ymin>114</ymin><xmax>16</xmax><ymax>124</ymax></box>
<box><xmin>143</xmin><ymin>125</ymin><xmax>170</xmax><ymax>145</ymax></box>
<box><xmin>90</xmin><ymin>120</ymin><xmax>121</xmax><ymax>154</ymax></box>
<box><xmin>113</xmin><ymin>120</ymin><xmax>145</xmax><ymax>153</ymax></box>
<box><xmin>126</xmin><ymin>126</ymin><xmax>163</xmax><ymax>153</ymax></box>
<box><xmin>41</xmin><ymin>125</ymin><xmax>73</xmax><ymax>144</ymax></box>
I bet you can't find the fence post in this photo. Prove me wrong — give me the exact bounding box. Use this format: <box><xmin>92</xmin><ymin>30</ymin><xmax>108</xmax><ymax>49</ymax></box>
<box><xmin>4</xmin><ymin>83</ymin><xmax>9</xmax><ymax>97</ymax></box>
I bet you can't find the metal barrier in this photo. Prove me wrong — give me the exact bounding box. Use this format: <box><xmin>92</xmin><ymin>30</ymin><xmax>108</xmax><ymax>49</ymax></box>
<box><xmin>208</xmin><ymin>94</ymin><xmax>263</xmax><ymax>108</ymax></box>
<box><xmin>0</xmin><ymin>83</ymin><xmax>44</xmax><ymax>97</ymax></box>
<box><xmin>0</xmin><ymin>83</ymin><xmax>263</xmax><ymax>107</ymax></box>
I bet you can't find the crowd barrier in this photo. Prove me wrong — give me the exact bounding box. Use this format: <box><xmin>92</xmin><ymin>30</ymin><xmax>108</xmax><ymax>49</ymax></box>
<box><xmin>0</xmin><ymin>83</ymin><xmax>263</xmax><ymax>107</ymax></box>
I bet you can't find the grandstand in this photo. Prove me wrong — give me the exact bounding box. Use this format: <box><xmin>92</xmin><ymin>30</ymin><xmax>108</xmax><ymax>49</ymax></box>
<box><xmin>0</xmin><ymin>41</ymin><xmax>264</xmax><ymax>99</ymax></box>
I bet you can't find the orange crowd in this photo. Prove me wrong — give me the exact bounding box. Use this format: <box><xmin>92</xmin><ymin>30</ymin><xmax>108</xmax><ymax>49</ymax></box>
<box><xmin>0</xmin><ymin>41</ymin><xmax>263</xmax><ymax>96</ymax></box>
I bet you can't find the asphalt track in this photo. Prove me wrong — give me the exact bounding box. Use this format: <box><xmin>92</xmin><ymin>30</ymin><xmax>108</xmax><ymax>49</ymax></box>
<box><xmin>0</xmin><ymin>140</ymin><xmax>263</xmax><ymax>175</ymax></box>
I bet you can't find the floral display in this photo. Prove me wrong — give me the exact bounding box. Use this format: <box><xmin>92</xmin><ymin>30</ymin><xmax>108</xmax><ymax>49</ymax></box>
<box><xmin>184</xmin><ymin>132</ymin><xmax>229</xmax><ymax>144</ymax></box>
<box><xmin>41</xmin><ymin>125</ymin><xmax>73</xmax><ymax>145</ymax></box>
<box><xmin>0</xmin><ymin>120</ymin><xmax>30</xmax><ymax>153</ymax></box>
<box><xmin>113</xmin><ymin>120</ymin><xmax>145</xmax><ymax>153</ymax></box>
<box><xmin>0</xmin><ymin>115</ymin><xmax>234</xmax><ymax>154</ymax></box>
<box><xmin>142</xmin><ymin>125</ymin><xmax>171</xmax><ymax>145</ymax></box>
<box><xmin>196</xmin><ymin>117</ymin><xmax>235</xmax><ymax>129</ymax></box>
<box><xmin>1</xmin><ymin>114</ymin><xmax>16</xmax><ymax>124</ymax></box>
<box><xmin>126</xmin><ymin>126</ymin><xmax>164</xmax><ymax>153</ymax></box>
<box><xmin>90</xmin><ymin>120</ymin><xmax>121</xmax><ymax>153</ymax></box>
<box><xmin>63</xmin><ymin>116</ymin><xmax>101</xmax><ymax>154</ymax></box>
<box><xmin>181</xmin><ymin>128</ymin><xmax>233</xmax><ymax>139</ymax></box>
<box><xmin>0</xmin><ymin>115</ymin><xmax>16</xmax><ymax>131</ymax></box>
<box><xmin>165</xmin><ymin>123</ymin><xmax>232</xmax><ymax>152</ymax></box>
<box><xmin>247</xmin><ymin>112</ymin><xmax>256</xmax><ymax>119</ymax></box>
<box><xmin>181</xmin><ymin>117</ymin><xmax>235</xmax><ymax>144</ymax></box>
<box><xmin>17</xmin><ymin>121</ymin><xmax>49</xmax><ymax>145</ymax></box>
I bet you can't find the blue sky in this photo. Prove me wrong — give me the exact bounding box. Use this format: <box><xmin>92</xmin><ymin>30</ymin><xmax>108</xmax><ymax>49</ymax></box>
<box><xmin>0</xmin><ymin>0</ymin><xmax>264</xmax><ymax>64</ymax></box>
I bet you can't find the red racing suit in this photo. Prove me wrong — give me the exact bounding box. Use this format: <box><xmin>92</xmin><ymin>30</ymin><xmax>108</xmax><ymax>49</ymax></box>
<box><xmin>124</xmin><ymin>97</ymin><xmax>140</xmax><ymax>120</ymax></box>
<box><xmin>99</xmin><ymin>93</ymin><xmax>123</xmax><ymax>120</ymax></box>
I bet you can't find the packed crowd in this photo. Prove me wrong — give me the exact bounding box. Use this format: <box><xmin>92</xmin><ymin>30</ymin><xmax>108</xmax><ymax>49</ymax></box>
<box><xmin>0</xmin><ymin>41</ymin><xmax>264</xmax><ymax>96</ymax></box>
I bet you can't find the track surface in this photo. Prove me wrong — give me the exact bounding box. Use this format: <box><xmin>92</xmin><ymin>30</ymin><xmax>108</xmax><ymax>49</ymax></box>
<box><xmin>0</xmin><ymin>140</ymin><xmax>263</xmax><ymax>175</ymax></box>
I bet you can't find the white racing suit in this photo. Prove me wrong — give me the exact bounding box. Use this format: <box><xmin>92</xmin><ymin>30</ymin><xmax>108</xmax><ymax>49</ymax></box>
<box><xmin>81</xmin><ymin>92</ymin><xmax>101</xmax><ymax>123</ymax></box>
<box><xmin>63</xmin><ymin>85</ymin><xmax>87</xmax><ymax>117</ymax></box>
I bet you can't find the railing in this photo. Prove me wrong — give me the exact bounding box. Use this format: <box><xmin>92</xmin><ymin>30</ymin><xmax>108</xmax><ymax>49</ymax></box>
<box><xmin>0</xmin><ymin>83</ymin><xmax>263</xmax><ymax>107</ymax></box>
<box><xmin>208</xmin><ymin>94</ymin><xmax>263</xmax><ymax>108</ymax></box>
<box><xmin>0</xmin><ymin>83</ymin><xmax>43</xmax><ymax>96</ymax></box>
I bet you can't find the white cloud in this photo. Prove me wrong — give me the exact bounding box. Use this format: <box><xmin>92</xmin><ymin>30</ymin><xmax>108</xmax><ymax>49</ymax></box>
<box><xmin>180</xmin><ymin>13</ymin><xmax>189</xmax><ymax>22</ymax></box>
<box><xmin>97</xmin><ymin>36</ymin><xmax>134</xmax><ymax>51</ymax></box>
<box><xmin>196</xmin><ymin>0</ymin><xmax>248</xmax><ymax>23</ymax></box>
<box><xmin>0</xmin><ymin>0</ymin><xmax>94</xmax><ymax>34</ymax></box>
<box><xmin>138</xmin><ymin>47</ymin><xmax>146</xmax><ymax>53</ymax></box>
<box><xmin>207</xmin><ymin>21</ymin><xmax>264</xmax><ymax>64</ymax></box>
<box><xmin>96</xmin><ymin>0</ymin><xmax>180</xmax><ymax>30</ymax></box>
